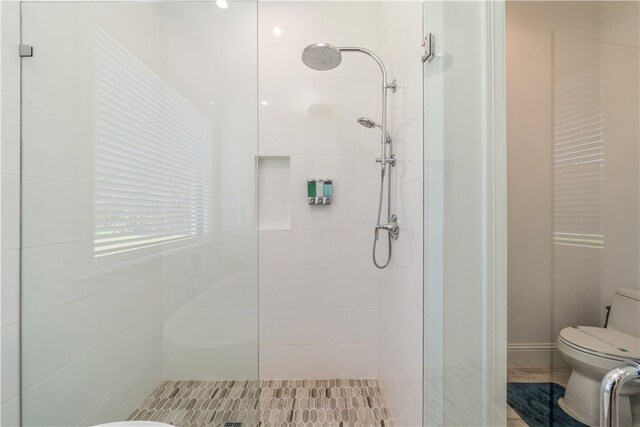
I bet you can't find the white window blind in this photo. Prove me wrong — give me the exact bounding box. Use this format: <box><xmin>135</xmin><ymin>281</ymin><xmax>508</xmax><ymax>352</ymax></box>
<box><xmin>553</xmin><ymin>69</ymin><xmax>604</xmax><ymax>249</ymax></box>
<box><xmin>93</xmin><ymin>27</ymin><xmax>209</xmax><ymax>257</ymax></box>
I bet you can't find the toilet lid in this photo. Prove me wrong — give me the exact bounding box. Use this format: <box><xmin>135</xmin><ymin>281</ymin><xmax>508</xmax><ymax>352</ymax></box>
<box><xmin>560</xmin><ymin>326</ymin><xmax>640</xmax><ymax>359</ymax></box>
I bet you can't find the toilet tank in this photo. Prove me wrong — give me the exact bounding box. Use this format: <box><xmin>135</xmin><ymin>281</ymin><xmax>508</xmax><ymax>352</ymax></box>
<box><xmin>608</xmin><ymin>288</ymin><xmax>640</xmax><ymax>337</ymax></box>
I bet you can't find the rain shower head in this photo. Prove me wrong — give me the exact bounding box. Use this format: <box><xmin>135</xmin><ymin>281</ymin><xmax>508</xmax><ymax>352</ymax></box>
<box><xmin>301</xmin><ymin>43</ymin><xmax>342</xmax><ymax>71</ymax></box>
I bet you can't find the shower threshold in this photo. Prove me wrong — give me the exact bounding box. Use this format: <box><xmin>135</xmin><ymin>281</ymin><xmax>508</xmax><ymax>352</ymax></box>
<box><xmin>128</xmin><ymin>379</ymin><xmax>393</xmax><ymax>426</ymax></box>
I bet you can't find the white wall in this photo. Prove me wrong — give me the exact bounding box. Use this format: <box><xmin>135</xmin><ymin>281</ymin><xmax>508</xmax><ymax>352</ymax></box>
<box><xmin>1</xmin><ymin>2</ymin><xmax>22</xmax><ymax>425</ymax></box>
<box><xmin>257</xmin><ymin>1</ymin><xmax>383</xmax><ymax>380</ymax></box>
<box><xmin>377</xmin><ymin>3</ymin><xmax>424</xmax><ymax>426</ymax></box>
<box><xmin>506</xmin><ymin>1</ymin><xmax>639</xmax><ymax>367</ymax></box>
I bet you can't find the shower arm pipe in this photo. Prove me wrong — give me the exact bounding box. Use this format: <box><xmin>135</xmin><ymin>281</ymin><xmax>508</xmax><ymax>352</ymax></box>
<box><xmin>338</xmin><ymin>48</ymin><xmax>395</xmax><ymax>143</ymax></box>
<box><xmin>339</xmin><ymin>47</ymin><xmax>395</xmax><ymax>221</ymax></box>
<box><xmin>337</xmin><ymin>47</ymin><xmax>395</xmax><ymax>90</ymax></box>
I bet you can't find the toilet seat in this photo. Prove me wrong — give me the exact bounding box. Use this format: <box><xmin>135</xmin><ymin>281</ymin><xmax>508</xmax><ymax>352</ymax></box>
<box><xmin>559</xmin><ymin>326</ymin><xmax>640</xmax><ymax>361</ymax></box>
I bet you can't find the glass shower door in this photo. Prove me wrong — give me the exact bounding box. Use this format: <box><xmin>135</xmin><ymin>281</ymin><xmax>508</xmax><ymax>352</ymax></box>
<box><xmin>423</xmin><ymin>1</ymin><xmax>507</xmax><ymax>425</ymax></box>
<box><xmin>19</xmin><ymin>2</ymin><xmax>258</xmax><ymax>425</ymax></box>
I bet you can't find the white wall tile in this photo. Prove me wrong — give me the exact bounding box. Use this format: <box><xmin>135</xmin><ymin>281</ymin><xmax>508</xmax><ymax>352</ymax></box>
<box><xmin>261</xmin><ymin>268</ymin><xmax>379</xmax><ymax>309</ymax></box>
<box><xmin>22</xmin><ymin>307</ymin><xmax>71</xmax><ymax>389</ymax></box>
<box><xmin>258</xmin><ymin>2</ymin><xmax>377</xmax><ymax>44</ymax></box>
<box><xmin>22</xmin><ymin>105</ymin><xmax>71</xmax><ymax>181</ymax></box>
<box><xmin>162</xmin><ymin>268</ymin><xmax>198</xmax><ymax>308</ymax></box>
<box><xmin>259</xmin><ymin>193</ymin><xmax>292</xmax><ymax>230</ymax></box>
<box><xmin>163</xmin><ymin>346</ymin><xmax>221</xmax><ymax>380</ymax></box>
<box><xmin>259</xmin><ymin>345</ymin><xmax>297</xmax><ymax>379</ymax></box>
<box><xmin>1</xmin><ymin>396</ymin><xmax>20</xmax><ymax>427</ymax></box>
<box><xmin>319</xmin><ymin>269</ymin><xmax>379</xmax><ymax>308</ymax></box>
<box><xmin>259</xmin><ymin>269</ymin><xmax>323</xmax><ymax>308</ymax></box>
<box><xmin>1</xmin><ymin>249</ymin><xmax>19</xmax><ymax>326</ymax></box>
<box><xmin>259</xmin><ymin>77</ymin><xmax>378</xmax><ymax>118</ymax></box>
<box><xmin>159</xmin><ymin>2</ymin><xmax>256</xmax><ymax>42</ymax></box>
<box><xmin>1</xmin><ymin>2</ymin><xmax>21</xmax><ymax>102</ymax></box>
<box><xmin>258</xmin><ymin>116</ymin><xmax>297</xmax><ymax>157</ymax></box>
<box><xmin>195</xmin><ymin>269</ymin><xmax>258</xmax><ymax>308</ymax></box>
<box><xmin>1</xmin><ymin>173</ymin><xmax>19</xmax><ymax>250</ymax></box>
<box><xmin>219</xmin><ymin>345</ymin><xmax>259</xmax><ymax>380</ymax></box>
<box><xmin>215</xmin><ymin>231</ymin><xmax>258</xmax><ymax>269</ymax></box>
<box><xmin>1</xmin><ymin>97</ymin><xmax>20</xmax><ymax>176</ymax></box>
<box><xmin>292</xmin><ymin>345</ymin><xmax>377</xmax><ymax>379</ymax></box>
<box><xmin>1</xmin><ymin>324</ymin><xmax>20</xmax><ymax>404</ymax></box>
<box><xmin>294</xmin><ymin>230</ymin><xmax>363</xmax><ymax>269</ymax></box>
<box><xmin>23</xmin><ymin>312</ymin><xmax>161</xmax><ymax>426</ymax></box>
<box><xmin>82</xmin><ymin>355</ymin><xmax>162</xmax><ymax>427</ymax></box>
<box><xmin>261</xmin><ymin>306</ymin><xmax>375</xmax><ymax>346</ymax></box>
<box><xmin>259</xmin><ymin>230</ymin><xmax>295</xmax><ymax>270</ymax></box>
<box><xmin>66</xmin><ymin>274</ymin><xmax>161</xmax><ymax>360</ymax></box>
<box><xmin>21</xmin><ymin>177</ymin><xmax>93</xmax><ymax>247</ymax></box>
<box><xmin>162</xmin><ymin>307</ymin><xmax>199</xmax><ymax>347</ymax></box>
<box><xmin>259</xmin><ymin>344</ymin><xmax>377</xmax><ymax>380</ymax></box>
<box><xmin>67</xmin><ymin>123</ymin><xmax>94</xmax><ymax>185</ymax></box>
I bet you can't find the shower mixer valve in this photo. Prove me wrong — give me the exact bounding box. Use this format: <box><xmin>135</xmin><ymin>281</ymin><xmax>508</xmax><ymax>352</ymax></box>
<box><xmin>376</xmin><ymin>215</ymin><xmax>400</xmax><ymax>240</ymax></box>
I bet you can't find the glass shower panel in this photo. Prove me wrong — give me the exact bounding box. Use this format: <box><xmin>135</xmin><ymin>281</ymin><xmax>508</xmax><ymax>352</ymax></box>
<box><xmin>423</xmin><ymin>1</ymin><xmax>507</xmax><ymax>425</ymax></box>
<box><xmin>19</xmin><ymin>2</ymin><xmax>258</xmax><ymax>425</ymax></box>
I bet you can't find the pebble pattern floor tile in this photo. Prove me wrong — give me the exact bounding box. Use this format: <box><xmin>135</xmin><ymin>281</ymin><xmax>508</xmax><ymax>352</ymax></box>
<box><xmin>128</xmin><ymin>379</ymin><xmax>394</xmax><ymax>427</ymax></box>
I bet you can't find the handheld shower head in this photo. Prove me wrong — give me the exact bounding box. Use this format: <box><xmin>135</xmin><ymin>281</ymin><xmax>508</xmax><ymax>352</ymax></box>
<box><xmin>301</xmin><ymin>43</ymin><xmax>342</xmax><ymax>71</ymax></box>
<box><xmin>357</xmin><ymin>117</ymin><xmax>392</xmax><ymax>143</ymax></box>
<box><xmin>357</xmin><ymin>117</ymin><xmax>378</xmax><ymax>128</ymax></box>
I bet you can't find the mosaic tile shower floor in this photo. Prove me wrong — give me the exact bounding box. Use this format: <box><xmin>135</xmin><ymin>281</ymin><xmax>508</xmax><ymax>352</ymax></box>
<box><xmin>128</xmin><ymin>379</ymin><xmax>394</xmax><ymax>427</ymax></box>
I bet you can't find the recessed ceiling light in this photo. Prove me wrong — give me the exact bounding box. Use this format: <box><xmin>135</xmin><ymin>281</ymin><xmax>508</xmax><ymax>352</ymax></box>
<box><xmin>260</xmin><ymin>100</ymin><xmax>269</xmax><ymax>106</ymax></box>
<box><xmin>272</xmin><ymin>27</ymin><xmax>283</xmax><ymax>37</ymax></box>
<box><xmin>216</xmin><ymin>0</ymin><xmax>228</xmax><ymax>10</ymax></box>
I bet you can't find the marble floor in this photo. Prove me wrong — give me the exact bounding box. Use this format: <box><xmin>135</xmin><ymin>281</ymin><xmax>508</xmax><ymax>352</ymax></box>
<box><xmin>128</xmin><ymin>379</ymin><xmax>394</xmax><ymax>427</ymax></box>
<box><xmin>506</xmin><ymin>367</ymin><xmax>572</xmax><ymax>427</ymax></box>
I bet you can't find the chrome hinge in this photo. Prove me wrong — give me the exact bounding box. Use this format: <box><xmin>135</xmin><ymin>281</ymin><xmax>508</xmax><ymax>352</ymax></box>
<box><xmin>19</xmin><ymin>44</ymin><xmax>33</xmax><ymax>57</ymax></box>
<box><xmin>421</xmin><ymin>33</ymin><xmax>434</xmax><ymax>63</ymax></box>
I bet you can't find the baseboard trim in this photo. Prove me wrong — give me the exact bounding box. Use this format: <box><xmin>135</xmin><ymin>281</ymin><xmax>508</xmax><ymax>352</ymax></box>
<box><xmin>508</xmin><ymin>343</ymin><xmax>558</xmax><ymax>352</ymax></box>
<box><xmin>507</xmin><ymin>342</ymin><xmax>568</xmax><ymax>368</ymax></box>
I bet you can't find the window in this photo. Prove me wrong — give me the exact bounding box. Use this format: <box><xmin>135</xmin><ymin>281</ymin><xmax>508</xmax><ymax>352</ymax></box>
<box><xmin>553</xmin><ymin>67</ymin><xmax>604</xmax><ymax>249</ymax></box>
<box><xmin>93</xmin><ymin>28</ymin><xmax>209</xmax><ymax>257</ymax></box>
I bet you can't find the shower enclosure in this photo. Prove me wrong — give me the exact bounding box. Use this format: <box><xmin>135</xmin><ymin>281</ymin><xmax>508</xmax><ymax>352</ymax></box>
<box><xmin>3</xmin><ymin>1</ymin><xmax>507</xmax><ymax>425</ymax></box>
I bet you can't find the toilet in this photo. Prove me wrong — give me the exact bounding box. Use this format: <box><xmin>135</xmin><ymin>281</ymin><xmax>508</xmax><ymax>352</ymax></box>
<box><xmin>558</xmin><ymin>288</ymin><xmax>640</xmax><ymax>426</ymax></box>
